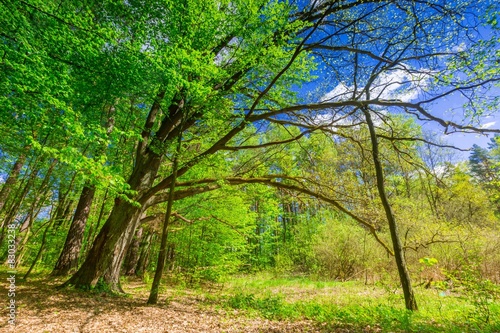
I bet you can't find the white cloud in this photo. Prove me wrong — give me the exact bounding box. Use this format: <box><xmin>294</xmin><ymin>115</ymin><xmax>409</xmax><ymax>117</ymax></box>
<box><xmin>368</xmin><ymin>68</ymin><xmax>430</xmax><ymax>102</ymax></box>
<box><xmin>316</xmin><ymin>65</ymin><xmax>432</xmax><ymax>131</ymax></box>
<box><xmin>320</xmin><ymin>82</ymin><xmax>351</xmax><ymax>102</ymax></box>
<box><xmin>452</xmin><ymin>43</ymin><xmax>467</xmax><ymax>53</ymax></box>
<box><xmin>321</xmin><ymin>64</ymin><xmax>431</xmax><ymax>104</ymax></box>
<box><xmin>480</xmin><ymin>121</ymin><xmax>496</xmax><ymax>129</ymax></box>
<box><xmin>308</xmin><ymin>0</ymin><xmax>328</xmax><ymax>8</ymax></box>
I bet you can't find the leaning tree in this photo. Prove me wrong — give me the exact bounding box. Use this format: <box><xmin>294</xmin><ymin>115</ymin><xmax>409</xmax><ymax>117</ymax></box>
<box><xmin>2</xmin><ymin>0</ymin><xmax>500</xmax><ymax>310</ymax></box>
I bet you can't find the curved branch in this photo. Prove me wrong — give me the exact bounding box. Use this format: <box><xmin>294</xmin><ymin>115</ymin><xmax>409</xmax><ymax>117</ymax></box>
<box><xmin>160</xmin><ymin>176</ymin><xmax>393</xmax><ymax>256</ymax></box>
<box><xmin>221</xmin><ymin>128</ymin><xmax>315</xmax><ymax>151</ymax></box>
<box><xmin>305</xmin><ymin>44</ymin><xmax>393</xmax><ymax>64</ymax></box>
<box><xmin>376</xmin><ymin>134</ymin><xmax>470</xmax><ymax>151</ymax></box>
<box><xmin>259</xmin><ymin>99</ymin><xmax>500</xmax><ymax>134</ymax></box>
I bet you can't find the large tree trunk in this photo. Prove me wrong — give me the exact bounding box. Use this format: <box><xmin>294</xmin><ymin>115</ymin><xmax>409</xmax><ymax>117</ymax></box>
<box><xmin>102</xmin><ymin>211</ymin><xmax>143</xmax><ymax>293</ymax></box>
<box><xmin>52</xmin><ymin>184</ymin><xmax>96</xmax><ymax>276</ymax></box>
<box><xmin>363</xmin><ymin>109</ymin><xmax>418</xmax><ymax>311</ymax></box>
<box><xmin>64</xmin><ymin>149</ymin><xmax>163</xmax><ymax>289</ymax></box>
<box><xmin>63</xmin><ymin>195</ymin><xmax>145</xmax><ymax>288</ymax></box>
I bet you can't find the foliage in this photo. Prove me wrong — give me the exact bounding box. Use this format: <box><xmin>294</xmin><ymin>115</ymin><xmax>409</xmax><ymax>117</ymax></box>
<box><xmin>442</xmin><ymin>260</ymin><xmax>500</xmax><ymax>327</ymax></box>
<box><xmin>219</xmin><ymin>274</ymin><xmax>500</xmax><ymax>332</ymax></box>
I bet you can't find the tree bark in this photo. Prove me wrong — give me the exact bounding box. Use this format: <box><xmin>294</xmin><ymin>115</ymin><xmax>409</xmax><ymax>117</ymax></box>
<box><xmin>102</xmin><ymin>211</ymin><xmax>144</xmax><ymax>293</ymax></box>
<box><xmin>66</xmin><ymin>144</ymin><xmax>162</xmax><ymax>289</ymax></box>
<box><xmin>124</xmin><ymin>227</ymin><xmax>143</xmax><ymax>276</ymax></box>
<box><xmin>363</xmin><ymin>108</ymin><xmax>418</xmax><ymax>311</ymax></box>
<box><xmin>135</xmin><ymin>232</ymin><xmax>153</xmax><ymax>278</ymax></box>
<box><xmin>52</xmin><ymin>184</ymin><xmax>96</xmax><ymax>276</ymax></box>
<box><xmin>63</xmin><ymin>195</ymin><xmax>145</xmax><ymax>288</ymax></box>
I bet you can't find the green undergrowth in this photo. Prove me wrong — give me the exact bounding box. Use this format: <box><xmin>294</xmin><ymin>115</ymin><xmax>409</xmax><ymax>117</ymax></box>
<box><xmin>207</xmin><ymin>273</ymin><xmax>500</xmax><ymax>333</ymax></box>
<box><xmin>3</xmin><ymin>267</ymin><xmax>498</xmax><ymax>332</ymax></box>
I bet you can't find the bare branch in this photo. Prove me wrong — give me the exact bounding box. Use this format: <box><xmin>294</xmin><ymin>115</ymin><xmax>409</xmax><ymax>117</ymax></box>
<box><xmin>376</xmin><ymin>134</ymin><xmax>470</xmax><ymax>152</ymax></box>
<box><xmin>221</xmin><ymin>128</ymin><xmax>315</xmax><ymax>151</ymax></box>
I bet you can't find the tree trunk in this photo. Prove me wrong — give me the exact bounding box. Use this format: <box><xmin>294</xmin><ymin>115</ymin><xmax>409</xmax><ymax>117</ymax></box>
<box><xmin>52</xmin><ymin>184</ymin><xmax>96</xmax><ymax>276</ymax></box>
<box><xmin>0</xmin><ymin>164</ymin><xmax>41</xmax><ymax>247</ymax></box>
<box><xmin>148</xmin><ymin>128</ymin><xmax>182</xmax><ymax>304</ymax></box>
<box><xmin>0</xmin><ymin>151</ymin><xmax>27</xmax><ymax>213</ymax></box>
<box><xmin>124</xmin><ymin>227</ymin><xmax>143</xmax><ymax>276</ymax></box>
<box><xmin>24</xmin><ymin>212</ymin><xmax>56</xmax><ymax>280</ymax></box>
<box><xmin>63</xmin><ymin>194</ymin><xmax>147</xmax><ymax>288</ymax></box>
<box><xmin>102</xmin><ymin>211</ymin><xmax>143</xmax><ymax>293</ymax></box>
<box><xmin>135</xmin><ymin>232</ymin><xmax>153</xmax><ymax>278</ymax></box>
<box><xmin>363</xmin><ymin>108</ymin><xmax>418</xmax><ymax>311</ymax></box>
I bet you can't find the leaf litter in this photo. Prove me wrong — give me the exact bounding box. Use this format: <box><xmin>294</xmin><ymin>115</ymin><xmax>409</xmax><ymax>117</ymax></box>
<box><xmin>0</xmin><ymin>276</ymin><xmax>351</xmax><ymax>333</ymax></box>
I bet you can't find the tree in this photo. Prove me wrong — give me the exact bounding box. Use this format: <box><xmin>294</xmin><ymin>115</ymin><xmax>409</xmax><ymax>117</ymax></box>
<box><xmin>2</xmin><ymin>0</ymin><xmax>500</xmax><ymax>312</ymax></box>
<box><xmin>363</xmin><ymin>108</ymin><xmax>418</xmax><ymax>310</ymax></box>
<box><xmin>470</xmin><ymin>144</ymin><xmax>498</xmax><ymax>183</ymax></box>
<box><xmin>469</xmin><ymin>137</ymin><xmax>500</xmax><ymax>213</ymax></box>
<box><xmin>52</xmin><ymin>105</ymin><xmax>117</xmax><ymax>276</ymax></box>
<box><xmin>64</xmin><ymin>0</ymin><xmax>318</xmax><ymax>291</ymax></box>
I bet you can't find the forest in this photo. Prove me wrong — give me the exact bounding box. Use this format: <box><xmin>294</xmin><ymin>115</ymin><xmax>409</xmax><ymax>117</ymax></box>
<box><xmin>1</xmin><ymin>0</ymin><xmax>500</xmax><ymax>332</ymax></box>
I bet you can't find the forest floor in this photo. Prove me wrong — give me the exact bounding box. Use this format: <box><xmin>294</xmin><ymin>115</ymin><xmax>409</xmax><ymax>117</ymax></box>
<box><xmin>0</xmin><ymin>275</ymin><xmax>308</xmax><ymax>333</ymax></box>
<box><xmin>0</xmin><ymin>272</ymin><xmax>352</xmax><ymax>333</ymax></box>
<box><xmin>0</xmin><ymin>270</ymin><xmax>499</xmax><ymax>333</ymax></box>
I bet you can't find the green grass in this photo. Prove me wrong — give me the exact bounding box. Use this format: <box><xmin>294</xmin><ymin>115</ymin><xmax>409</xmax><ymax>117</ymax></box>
<box><xmin>211</xmin><ymin>273</ymin><xmax>500</xmax><ymax>332</ymax></box>
<box><xmin>4</xmin><ymin>267</ymin><xmax>498</xmax><ymax>332</ymax></box>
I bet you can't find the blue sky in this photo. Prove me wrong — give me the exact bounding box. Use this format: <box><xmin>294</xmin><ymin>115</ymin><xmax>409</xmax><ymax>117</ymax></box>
<box><xmin>420</xmin><ymin>83</ymin><xmax>500</xmax><ymax>158</ymax></box>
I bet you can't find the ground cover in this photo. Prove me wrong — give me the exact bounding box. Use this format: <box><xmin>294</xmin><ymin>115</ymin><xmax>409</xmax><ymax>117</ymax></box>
<box><xmin>0</xmin><ymin>269</ymin><xmax>498</xmax><ymax>332</ymax></box>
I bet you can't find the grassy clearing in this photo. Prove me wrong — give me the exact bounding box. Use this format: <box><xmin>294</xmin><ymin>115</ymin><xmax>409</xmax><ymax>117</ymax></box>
<box><xmin>5</xmin><ymin>267</ymin><xmax>499</xmax><ymax>332</ymax></box>
<box><xmin>204</xmin><ymin>273</ymin><xmax>500</xmax><ymax>333</ymax></box>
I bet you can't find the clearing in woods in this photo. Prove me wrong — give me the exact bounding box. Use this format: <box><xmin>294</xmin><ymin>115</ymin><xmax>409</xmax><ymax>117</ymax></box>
<box><xmin>1</xmin><ymin>271</ymin><xmax>499</xmax><ymax>332</ymax></box>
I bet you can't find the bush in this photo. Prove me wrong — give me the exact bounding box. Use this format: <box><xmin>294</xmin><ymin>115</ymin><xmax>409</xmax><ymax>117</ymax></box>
<box><xmin>443</xmin><ymin>259</ymin><xmax>500</xmax><ymax>327</ymax></box>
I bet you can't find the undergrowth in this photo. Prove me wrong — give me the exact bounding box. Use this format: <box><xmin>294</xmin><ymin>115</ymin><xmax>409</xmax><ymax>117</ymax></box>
<box><xmin>215</xmin><ymin>274</ymin><xmax>500</xmax><ymax>333</ymax></box>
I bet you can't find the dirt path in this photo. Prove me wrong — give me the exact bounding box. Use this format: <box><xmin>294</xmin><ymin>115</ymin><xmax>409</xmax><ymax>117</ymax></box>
<box><xmin>0</xmin><ymin>276</ymin><xmax>329</xmax><ymax>333</ymax></box>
